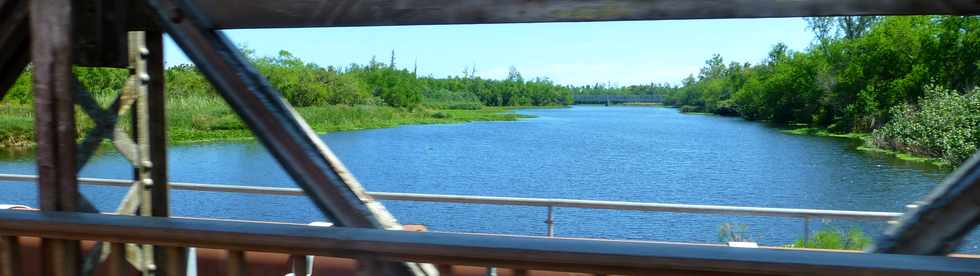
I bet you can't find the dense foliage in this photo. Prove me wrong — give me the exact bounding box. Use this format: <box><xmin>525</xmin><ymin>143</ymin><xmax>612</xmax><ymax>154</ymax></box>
<box><xmin>0</xmin><ymin>50</ymin><xmax>574</xmax><ymax>148</ymax></box>
<box><xmin>583</xmin><ymin>16</ymin><xmax>978</xmax><ymax>164</ymax></box>
<box><xmin>792</xmin><ymin>227</ymin><xmax>871</xmax><ymax>250</ymax></box>
<box><xmin>873</xmin><ymin>85</ymin><xmax>980</xmax><ymax>164</ymax></box>
<box><xmin>4</xmin><ymin>50</ymin><xmax>573</xmax><ymax>109</ymax></box>
<box><xmin>663</xmin><ymin>16</ymin><xmax>979</xmax><ymax>131</ymax></box>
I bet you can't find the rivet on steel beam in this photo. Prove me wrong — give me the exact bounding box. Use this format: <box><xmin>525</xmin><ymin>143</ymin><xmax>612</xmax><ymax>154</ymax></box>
<box><xmin>142</xmin><ymin>179</ymin><xmax>153</xmax><ymax>186</ymax></box>
<box><xmin>139</xmin><ymin>48</ymin><xmax>150</xmax><ymax>59</ymax></box>
<box><xmin>141</xmin><ymin>160</ymin><xmax>153</xmax><ymax>168</ymax></box>
<box><xmin>139</xmin><ymin>74</ymin><xmax>151</xmax><ymax>85</ymax></box>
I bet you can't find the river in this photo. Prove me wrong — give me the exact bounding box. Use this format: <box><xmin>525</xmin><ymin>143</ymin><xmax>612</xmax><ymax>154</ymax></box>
<box><xmin>1</xmin><ymin>105</ymin><xmax>975</xmax><ymax>251</ymax></box>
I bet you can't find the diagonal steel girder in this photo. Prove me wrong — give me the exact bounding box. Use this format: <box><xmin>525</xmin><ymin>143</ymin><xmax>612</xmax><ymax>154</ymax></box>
<box><xmin>872</xmin><ymin>152</ymin><xmax>980</xmax><ymax>255</ymax></box>
<box><xmin>0</xmin><ymin>0</ymin><xmax>29</xmax><ymax>100</ymax></box>
<box><xmin>142</xmin><ymin>0</ymin><xmax>395</xmax><ymax>233</ymax></box>
<box><xmin>140</xmin><ymin>0</ymin><xmax>430</xmax><ymax>274</ymax></box>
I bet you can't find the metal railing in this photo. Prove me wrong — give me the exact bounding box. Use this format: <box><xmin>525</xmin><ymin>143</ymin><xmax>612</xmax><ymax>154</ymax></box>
<box><xmin>0</xmin><ymin>173</ymin><xmax>903</xmax><ymax>244</ymax></box>
<box><xmin>3</xmin><ymin>209</ymin><xmax>977</xmax><ymax>276</ymax></box>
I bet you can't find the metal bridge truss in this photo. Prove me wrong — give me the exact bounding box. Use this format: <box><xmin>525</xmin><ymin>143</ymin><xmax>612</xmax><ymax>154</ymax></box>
<box><xmin>0</xmin><ymin>0</ymin><xmax>979</xmax><ymax>275</ymax></box>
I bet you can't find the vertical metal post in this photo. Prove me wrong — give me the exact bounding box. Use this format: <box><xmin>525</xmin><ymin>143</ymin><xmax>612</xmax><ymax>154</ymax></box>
<box><xmin>31</xmin><ymin>0</ymin><xmax>81</xmax><ymax>275</ymax></box>
<box><xmin>356</xmin><ymin>256</ymin><xmax>383</xmax><ymax>276</ymax></box>
<box><xmin>108</xmin><ymin>243</ymin><xmax>127</xmax><ymax>276</ymax></box>
<box><xmin>803</xmin><ymin>217</ymin><xmax>811</xmax><ymax>248</ymax></box>
<box><xmin>436</xmin><ymin>264</ymin><xmax>452</xmax><ymax>276</ymax></box>
<box><xmin>145</xmin><ymin>29</ymin><xmax>184</xmax><ymax>276</ymax></box>
<box><xmin>225</xmin><ymin>250</ymin><xmax>245</xmax><ymax>276</ymax></box>
<box><xmin>290</xmin><ymin>255</ymin><xmax>308</xmax><ymax>276</ymax></box>
<box><xmin>127</xmin><ymin>30</ymin><xmax>157</xmax><ymax>276</ymax></box>
<box><xmin>0</xmin><ymin>236</ymin><xmax>21</xmax><ymax>276</ymax></box>
<box><xmin>545</xmin><ymin>206</ymin><xmax>555</xmax><ymax>237</ymax></box>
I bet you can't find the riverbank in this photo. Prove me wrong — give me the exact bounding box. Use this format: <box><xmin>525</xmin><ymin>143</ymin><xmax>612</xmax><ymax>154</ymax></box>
<box><xmin>0</xmin><ymin>101</ymin><xmax>531</xmax><ymax>150</ymax></box>
<box><xmin>672</xmin><ymin>109</ymin><xmax>953</xmax><ymax>168</ymax></box>
<box><xmin>779</xmin><ymin>127</ymin><xmax>950</xmax><ymax>167</ymax></box>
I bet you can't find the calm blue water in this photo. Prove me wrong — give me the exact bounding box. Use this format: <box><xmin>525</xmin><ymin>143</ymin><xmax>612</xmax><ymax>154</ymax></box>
<box><xmin>2</xmin><ymin>106</ymin><xmax>975</xmax><ymax>251</ymax></box>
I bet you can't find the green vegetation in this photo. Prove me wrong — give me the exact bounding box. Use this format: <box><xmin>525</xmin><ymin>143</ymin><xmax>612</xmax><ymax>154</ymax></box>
<box><xmin>791</xmin><ymin>227</ymin><xmax>871</xmax><ymax>250</ymax></box>
<box><xmin>872</xmin><ymin>85</ymin><xmax>980</xmax><ymax>165</ymax></box>
<box><xmin>577</xmin><ymin>16</ymin><xmax>979</xmax><ymax>167</ymax></box>
<box><xmin>0</xmin><ymin>50</ymin><xmax>568</xmax><ymax>149</ymax></box>
<box><xmin>718</xmin><ymin>223</ymin><xmax>872</xmax><ymax>250</ymax></box>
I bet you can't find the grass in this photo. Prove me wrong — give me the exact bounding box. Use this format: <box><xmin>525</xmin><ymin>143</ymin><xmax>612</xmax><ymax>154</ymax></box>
<box><xmin>780</xmin><ymin>127</ymin><xmax>869</xmax><ymax>140</ymax></box>
<box><xmin>855</xmin><ymin>145</ymin><xmax>951</xmax><ymax>167</ymax></box>
<box><xmin>0</xmin><ymin>95</ymin><xmax>530</xmax><ymax>149</ymax></box>
<box><xmin>0</xmin><ymin>104</ymin><xmax>34</xmax><ymax>148</ymax></box>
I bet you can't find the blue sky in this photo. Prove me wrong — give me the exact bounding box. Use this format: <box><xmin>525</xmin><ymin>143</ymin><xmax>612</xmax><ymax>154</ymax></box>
<box><xmin>164</xmin><ymin>18</ymin><xmax>814</xmax><ymax>86</ymax></box>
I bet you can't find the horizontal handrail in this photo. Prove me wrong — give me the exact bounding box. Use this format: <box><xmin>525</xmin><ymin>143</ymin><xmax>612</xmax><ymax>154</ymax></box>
<box><xmin>0</xmin><ymin>210</ymin><xmax>975</xmax><ymax>276</ymax></box>
<box><xmin>0</xmin><ymin>173</ymin><xmax>903</xmax><ymax>221</ymax></box>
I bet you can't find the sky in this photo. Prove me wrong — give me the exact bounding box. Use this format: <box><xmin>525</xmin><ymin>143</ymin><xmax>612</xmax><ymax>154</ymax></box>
<box><xmin>164</xmin><ymin>18</ymin><xmax>815</xmax><ymax>86</ymax></box>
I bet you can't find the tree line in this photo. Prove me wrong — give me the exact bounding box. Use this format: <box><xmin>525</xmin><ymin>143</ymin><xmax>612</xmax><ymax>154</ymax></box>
<box><xmin>583</xmin><ymin>16</ymin><xmax>977</xmax><ymax>164</ymax></box>
<box><xmin>4</xmin><ymin>49</ymin><xmax>573</xmax><ymax>109</ymax></box>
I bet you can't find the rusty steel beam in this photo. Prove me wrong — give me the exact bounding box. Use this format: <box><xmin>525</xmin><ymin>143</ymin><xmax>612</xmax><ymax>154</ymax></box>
<box><xmin>0</xmin><ymin>236</ymin><xmax>21</xmax><ymax>276</ymax></box>
<box><xmin>141</xmin><ymin>0</ymin><xmax>428</xmax><ymax>274</ymax></box>
<box><xmin>0</xmin><ymin>0</ymin><xmax>28</xmax><ymax>100</ymax></box>
<box><xmin>125</xmin><ymin>0</ymin><xmax>980</xmax><ymax>30</ymax></box>
<box><xmin>142</xmin><ymin>0</ymin><xmax>396</xmax><ymax>230</ymax></box>
<box><xmin>226</xmin><ymin>250</ymin><xmax>246</xmax><ymax>276</ymax></box>
<box><xmin>107</xmin><ymin>243</ymin><xmax>127</xmax><ymax>276</ymax></box>
<box><xmin>872</xmin><ymin>153</ymin><xmax>980</xmax><ymax>255</ymax></box>
<box><xmin>73</xmin><ymin>0</ymin><xmax>129</xmax><ymax>67</ymax></box>
<box><xmin>0</xmin><ymin>41</ymin><xmax>27</xmax><ymax>101</ymax></box>
<box><xmin>1</xmin><ymin>210</ymin><xmax>979</xmax><ymax>276</ymax></box>
<box><xmin>30</xmin><ymin>0</ymin><xmax>82</xmax><ymax>275</ymax></box>
<box><xmin>146</xmin><ymin>29</ymin><xmax>186</xmax><ymax>276</ymax></box>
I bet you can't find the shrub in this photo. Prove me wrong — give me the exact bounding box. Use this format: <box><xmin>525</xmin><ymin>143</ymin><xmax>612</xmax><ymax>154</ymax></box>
<box><xmin>679</xmin><ymin>105</ymin><xmax>703</xmax><ymax>113</ymax></box>
<box><xmin>431</xmin><ymin>111</ymin><xmax>451</xmax><ymax>119</ymax></box>
<box><xmin>872</xmin><ymin>85</ymin><xmax>980</xmax><ymax>164</ymax></box>
<box><xmin>792</xmin><ymin>227</ymin><xmax>871</xmax><ymax>250</ymax></box>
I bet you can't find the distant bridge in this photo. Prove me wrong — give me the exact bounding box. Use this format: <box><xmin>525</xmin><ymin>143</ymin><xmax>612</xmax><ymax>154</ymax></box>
<box><xmin>573</xmin><ymin>94</ymin><xmax>664</xmax><ymax>105</ymax></box>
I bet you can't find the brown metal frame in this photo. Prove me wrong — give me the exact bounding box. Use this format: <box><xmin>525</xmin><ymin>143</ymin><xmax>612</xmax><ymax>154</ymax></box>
<box><xmin>0</xmin><ymin>0</ymin><xmax>28</xmax><ymax>101</ymax></box>
<box><xmin>1</xmin><ymin>0</ymin><xmax>980</xmax><ymax>275</ymax></box>
<box><xmin>2</xmin><ymin>210</ymin><xmax>980</xmax><ymax>276</ymax></box>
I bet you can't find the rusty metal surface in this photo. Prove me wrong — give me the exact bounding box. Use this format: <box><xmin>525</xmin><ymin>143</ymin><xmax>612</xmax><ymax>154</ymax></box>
<box><xmin>146</xmin><ymin>29</ymin><xmax>186</xmax><ymax>276</ymax></box>
<box><xmin>74</xmin><ymin>79</ymin><xmax>124</xmax><ymax>172</ymax></box>
<box><xmin>108</xmin><ymin>243</ymin><xmax>127</xmax><ymax>276</ymax></box>
<box><xmin>872</xmin><ymin>153</ymin><xmax>980</xmax><ymax>255</ymax></box>
<box><xmin>0</xmin><ymin>236</ymin><xmax>21</xmax><ymax>276</ymax></box>
<box><xmin>225</xmin><ymin>250</ymin><xmax>246</xmax><ymax>276</ymax></box>
<box><xmin>177</xmin><ymin>0</ymin><xmax>980</xmax><ymax>29</ymax></box>
<box><xmin>4</xmin><ymin>0</ymin><xmax>980</xmax><ymax>274</ymax></box>
<box><xmin>30</xmin><ymin>0</ymin><xmax>82</xmax><ymax>275</ymax></box>
<box><xmin>73</xmin><ymin>0</ymin><xmax>128</xmax><ymax>67</ymax></box>
<box><xmin>0</xmin><ymin>210</ymin><xmax>979</xmax><ymax>275</ymax></box>
<box><xmin>141</xmin><ymin>0</ymin><xmax>396</xmax><ymax>230</ymax></box>
<box><xmin>140</xmin><ymin>1</ymin><xmax>429</xmax><ymax>273</ymax></box>
<box><xmin>12</xmin><ymin>237</ymin><xmax>572</xmax><ymax>276</ymax></box>
<box><xmin>0</xmin><ymin>0</ymin><xmax>28</xmax><ymax>100</ymax></box>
